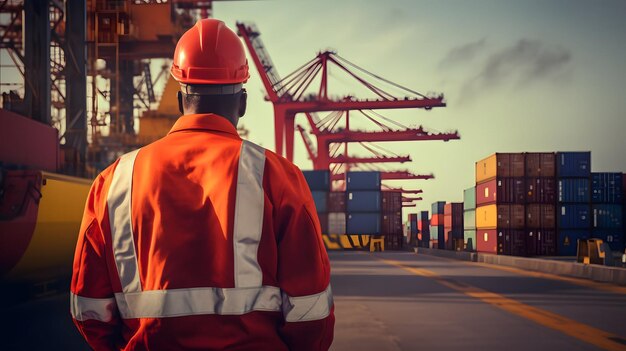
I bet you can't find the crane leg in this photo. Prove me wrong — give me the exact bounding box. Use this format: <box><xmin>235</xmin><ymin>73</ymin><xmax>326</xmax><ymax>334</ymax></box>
<box><xmin>285</xmin><ymin>113</ymin><xmax>296</xmax><ymax>162</ymax></box>
<box><xmin>273</xmin><ymin>108</ymin><xmax>285</xmax><ymax>157</ymax></box>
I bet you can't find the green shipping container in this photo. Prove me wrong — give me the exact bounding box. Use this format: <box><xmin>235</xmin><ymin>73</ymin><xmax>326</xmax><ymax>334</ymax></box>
<box><xmin>464</xmin><ymin>187</ymin><xmax>476</xmax><ymax>210</ymax></box>
<box><xmin>464</xmin><ymin>210</ymin><xmax>476</xmax><ymax>230</ymax></box>
<box><xmin>464</xmin><ymin>230</ymin><xmax>477</xmax><ymax>251</ymax></box>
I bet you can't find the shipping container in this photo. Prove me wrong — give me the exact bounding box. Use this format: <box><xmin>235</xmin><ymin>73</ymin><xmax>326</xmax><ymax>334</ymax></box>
<box><xmin>382</xmin><ymin>191</ymin><xmax>403</xmax><ymax>213</ymax></box>
<box><xmin>418</xmin><ymin>219</ymin><xmax>431</xmax><ymax>248</ymax></box>
<box><xmin>497</xmin><ymin>230</ymin><xmax>527</xmax><ymax>256</ymax></box>
<box><xmin>347</xmin><ymin>213</ymin><xmax>381</xmax><ymax>234</ymax></box>
<box><xmin>346</xmin><ymin>191</ymin><xmax>381</xmax><ymax>212</ymax></box>
<box><xmin>591</xmin><ymin>230</ymin><xmax>624</xmax><ymax>252</ymax></box>
<box><xmin>592</xmin><ymin>204</ymin><xmax>623</xmax><ymax>229</ymax></box>
<box><xmin>475</xmin><ymin>153</ymin><xmax>525</xmax><ymax>184</ymax></box>
<box><xmin>430</xmin><ymin>214</ymin><xmax>443</xmax><ymax>226</ymax></box>
<box><xmin>558</xmin><ymin>178</ymin><xmax>590</xmax><ymax>203</ymax></box>
<box><xmin>476</xmin><ymin>229</ymin><xmax>497</xmax><ymax>254</ymax></box>
<box><xmin>318</xmin><ymin>213</ymin><xmax>329</xmax><ymax>234</ymax></box>
<box><xmin>409</xmin><ymin>213</ymin><xmax>418</xmax><ymax>235</ymax></box>
<box><xmin>464</xmin><ymin>230</ymin><xmax>477</xmax><ymax>251</ymax></box>
<box><xmin>382</xmin><ymin>212</ymin><xmax>403</xmax><ymax>235</ymax></box>
<box><xmin>431</xmin><ymin>201</ymin><xmax>446</xmax><ymax>215</ymax></box>
<box><xmin>526</xmin><ymin>204</ymin><xmax>556</xmax><ymax>229</ymax></box>
<box><xmin>526</xmin><ymin>178</ymin><xmax>556</xmax><ymax>203</ymax></box>
<box><xmin>346</xmin><ymin>171</ymin><xmax>381</xmax><ymax>191</ymax></box>
<box><xmin>556</xmin><ymin>152</ymin><xmax>591</xmax><ymax>177</ymax></box>
<box><xmin>557</xmin><ymin>204</ymin><xmax>591</xmax><ymax>228</ymax></box>
<box><xmin>327</xmin><ymin>192</ymin><xmax>347</xmax><ymax>212</ymax></box>
<box><xmin>464</xmin><ymin>210</ymin><xmax>476</xmax><ymax>230</ymax></box>
<box><xmin>443</xmin><ymin>203</ymin><xmax>464</xmax><ymax>228</ymax></box>
<box><xmin>385</xmin><ymin>233</ymin><xmax>404</xmax><ymax>250</ymax></box>
<box><xmin>476</xmin><ymin>178</ymin><xmax>525</xmax><ymax>205</ymax></box>
<box><xmin>311</xmin><ymin>191</ymin><xmax>328</xmax><ymax>213</ymax></box>
<box><xmin>328</xmin><ymin>212</ymin><xmax>346</xmax><ymax>234</ymax></box>
<box><xmin>464</xmin><ymin>187</ymin><xmax>476</xmax><ymax>210</ymax></box>
<box><xmin>476</xmin><ymin>204</ymin><xmax>525</xmax><ymax>229</ymax></box>
<box><xmin>302</xmin><ymin>170</ymin><xmax>330</xmax><ymax>191</ymax></box>
<box><xmin>430</xmin><ymin>225</ymin><xmax>445</xmax><ymax>249</ymax></box>
<box><xmin>557</xmin><ymin>230</ymin><xmax>589</xmax><ymax>256</ymax></box>
<box><xmin>536</xmin><ymin>230</ymin><xmax>557</xmax><ymax>256</ymax></box>
<box><xmin>525</xmin><ymin>152</ymin><xmax>556</xmax><ymax>177</ymax></box>
<box><xmin>591</xmin><ymin>173</ymin><xmax>624</xmax><ymax>203</ymax></box>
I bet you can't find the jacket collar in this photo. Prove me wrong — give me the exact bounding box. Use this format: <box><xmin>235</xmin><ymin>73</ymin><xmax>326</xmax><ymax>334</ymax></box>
<box><xmin>168</xmin><ymin>113</ymin><xmax>240</xmax><ymax>138</ymax></box>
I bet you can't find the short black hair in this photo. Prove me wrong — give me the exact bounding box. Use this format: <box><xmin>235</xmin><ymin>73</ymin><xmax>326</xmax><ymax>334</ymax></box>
<box><xmin>182</xmin><ymin>90</ymin><xmax>243</xmax><ymax>115</ymax></box>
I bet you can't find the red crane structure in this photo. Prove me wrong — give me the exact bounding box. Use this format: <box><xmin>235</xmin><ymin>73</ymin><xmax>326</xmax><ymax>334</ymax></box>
<box><xmin>236</xmin><ymin>22</ymin><xmax>460</xmax><ymax>193</ymax></box>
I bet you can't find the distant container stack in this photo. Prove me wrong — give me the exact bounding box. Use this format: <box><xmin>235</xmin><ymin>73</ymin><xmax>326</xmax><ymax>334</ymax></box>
<box><xmin>418</xmin><ymin>211</ymin><xmax>430</xmax><ymax>248</ymax></box>
<box><xmin>303</xmin><ymin>170</ymin><xmax>331</xmax><ymax>234</ymax></box>
<box><xmin>444</xmin><ymin>203</ymin><xmax>464</xmax><ymax>250</ymax></box>
<box><xmin>408</xmin><ymin>213</ymin><xmax>418</xmax><ymax>247</ymax></box>
<box><xmin>431</xmin><ymin>201</ymin><xmax>446</xmax><ymax>249</ymax></box>
<box><xmin>382</xmin><ymin>191</ymin><xmax>403</xmax><ymax>249</ymax></box>
<box><xmin>475</xmin><ymin>153</ymin><xmax>526</xmax><ymax>255</ymax></box>
<box><xmin>463</xmin><ymin>187</ymin><xmax>476</xmax><ymax>251</ymax></box>
<box><xmin>591</xmin><ymin>172</ymin><xmax>624</xmax><ymax>252</ymax></box>
<box><xmin>556</xmin><ymin>152</ymin><xmax>591</xmax><ymax>256</ymax></box>
<box><xmin>525</xmin><ymin>152</ymin><xmax>557</xmax><ymax>256</ymax></box>
<box><xmin>346</xmin><ymin>171</ymin><xmax>382</xmax><ymax>235</ymax></box>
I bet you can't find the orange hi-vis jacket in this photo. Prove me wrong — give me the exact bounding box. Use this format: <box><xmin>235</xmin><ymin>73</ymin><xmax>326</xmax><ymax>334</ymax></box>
<box><xmin>70</xmin><ymin>114</ymin><xmax>334</xmax><ymax>350</ymax></box>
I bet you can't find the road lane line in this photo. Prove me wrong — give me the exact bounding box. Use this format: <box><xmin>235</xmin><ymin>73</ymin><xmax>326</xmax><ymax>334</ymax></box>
<box><xmin>377</xmin><ymin>257</ymin><xmax>626</xmax><ymax>351</ymax></box>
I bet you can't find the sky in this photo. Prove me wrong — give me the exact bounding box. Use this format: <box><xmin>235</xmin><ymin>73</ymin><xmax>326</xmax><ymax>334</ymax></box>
<box><xmin>2</xmin><ymin>0</ymin><xmax>625</xmax><ymax>219</ymax></box>
<box><xmin>213</xmin><ymin>0</ymin><xmax>626</xmax><ymax>217</ymax></box>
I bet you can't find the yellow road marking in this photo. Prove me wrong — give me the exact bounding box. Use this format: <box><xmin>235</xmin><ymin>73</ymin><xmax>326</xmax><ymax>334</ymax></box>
<box><xmin>378</xmin><ymin>257</ymin><xmax>626</xmax><ymax>351</ymax></box>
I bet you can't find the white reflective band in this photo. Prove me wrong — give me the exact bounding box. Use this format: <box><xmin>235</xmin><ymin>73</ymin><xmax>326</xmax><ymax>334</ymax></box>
<box><xmin>70</xmin><ymin>293</ymin><xmax>117</xmax><ymax>322</ymax></box>
<box><xmin>282</xmin><ymin>284</ymin><xmax>333</xmax><ymax>322</ymax></box>
<box><xmin>233</xmin><ymin>141</ymin><xmax>266</xmax><ymax>288</ymax></box>
<box><xmin>108</xmin><ymin>149</ymin><xmax>142</xmax><ymax>293</ymax></box>
<box><xmin>114</xmin><ymin>286</ymin><xmax>281</xmax><ymax>319</ymax></box>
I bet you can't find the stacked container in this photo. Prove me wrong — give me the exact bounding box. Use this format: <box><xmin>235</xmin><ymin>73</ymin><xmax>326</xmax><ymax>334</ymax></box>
<box><xmin>430</xmin><ymin>202</ymin><xmax>446</xmax><ymax>249</ymax></box>
<box><xmin>327</xmin><ymin>191</ymin><xmax>347</xmax><ymax>234</ymax></box>
<box><xmin>556</xmin><ymin>152</ymin><xmax>591</xmax><ymax>256</ymax></box>
<box><xmin>463</xmin><ymin>187</ymin><xmax>476</xmax><ymax>251</ymax></box>
<box><xmin>382</xmin><ymin>191</ymin><xmax>403</xmax><ymax>249</ymax></box>
<box><xmin>302</xmin><ymin>170</ymin><xmax>331</xmax><ymax>233</ymax></box>
<box><xmin>475</xmin><ymin>153</ymin><xmax>526</xmax><ymax>255</ymax></box>
<box><xmin>525</xmin><ymin>153</ymin><xmax>557</xmax><ymax>256</ymax></box>
<box><xmin>444</xmin><ymin>203</ymin><xmax>464</xmax><ymax>250</ymax></box>
<box><xmin>591</xmin><ymin>172</ymin><xmax>624</xmax><ymax>251</ymax></box>
<box><xmin>346</xmin><ymin>172</ymin><xmax>381</xmax><ymax>235</ymax></box>
<box><xmin>408</xmin><ymin>213</ymin><xmax>418</xmax><ymax>247</ymax></box>
<box><xmin>418</xmin><ymin>211</ymin><xmax>430</xmax><ymax>248</ymax></box>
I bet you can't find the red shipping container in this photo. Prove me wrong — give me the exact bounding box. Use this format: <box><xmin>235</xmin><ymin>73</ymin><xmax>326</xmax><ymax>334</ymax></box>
<box><xmin>382</xmin><ymin>212</ymin><xmax>402</xmax><ymax>235</ymax></box>
<box><xmin>497</xmin><ymin>229</ymin><xmax>527</xmax><ymax>256</ymax></box>
<box><xmin>327</xmin><ymin>192</ymin><xmax>347</xmax><ymax>212</ymax></box>
<box><xmin>382</xmin><ymin>191</ymin><xmax>402</xmax><ymax>213</ymax></box>
<box><xmin>0</xmin><ymin>109</ymin><xmax>59</xmax><ymax>171</ymax></box>
<box><xmin>536</xmin><ymin>230</ymin><xmax>556</xmax><ymax>256</ymax></box>
<box><xmin>476</xmin><ymin>229</ymin><xmax>497</xmax><ymax>254</ymax></box>
<box><xmin>476</xmin><ymin>178</ymin><xmax>526</xmax><ymax>205</ymax></box>
<box><xmin>526</xmin><ymin>178</ymin><xmax>556</xmax><ymax>203</ymax></box>
<box><xmin>526</xmin><ymin>204</ymin><xmax>556</xmax><ymax>229</ymax></box>
<box><xmin>430</xmin><ymin>214</ymin><xmax>443</xmax><ymax>226</ymax></box>
<box><xmin>525</xmin><ymin>153</ymin><xmax>556</xmax><ymax>177</ymax></box>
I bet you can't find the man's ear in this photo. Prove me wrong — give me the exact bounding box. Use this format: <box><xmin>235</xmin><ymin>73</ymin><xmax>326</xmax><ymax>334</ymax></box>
<box><xmin>177</xmin><ymin>91</ymin><xmax>184</xmax><ymax>114</ymax></box>
<box><xmin>238</xmin><ymin>89</ymin><xmax>247</xmax><ymax>118</ymax></box>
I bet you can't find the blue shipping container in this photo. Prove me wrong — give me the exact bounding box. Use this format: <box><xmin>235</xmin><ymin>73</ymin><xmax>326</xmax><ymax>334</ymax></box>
<box><xmin>591</xmin><ymin>230</ymin><xmax>625</xmax><ymax>252</ymax></box>
<box><xmin>347</xmin><ymin>191</ymin><xmax>381</xmax><ymax>212</ymax></box>
<box><xmin>556</xmin><ymin>152</ymin><xmax>591</xmax><ymax>177</ymax></box>
<box><xmin>346</xmin><ymin>213</ymin><xmax>381</xmax><ymax>234</ymax></box>
<box><xmin>592</xmin><ymin>173</ymin><xmax>624</xmax><ymax>203</ymax></box>
<box><xmin>431</xmin><ymin>201</ymin><xmax>446</xmax><ymax>215</ymax></box>
<box><xmin>558</xmin><ymin>204</ymin><xmax>591</xmax><ymax>228</ymax></box>
<box><xmin>464</xmin><ymin>187</ymin><xmax>476</xmax><ymax>210</ymax></box>
<box><xmin>302</xmin><ymin>170</ymin><xmax>330</xmax><ymax>191</ymax></box>
<box><xmin>311</xmin><ymin>191</ymin><xmax>328</xmax><ymax>213</ymax></box>
<box><xmin>592</xmin><ymin>204</ymin><xmax>623</xmax><ymax>229</ymax></box>
<box><xmin>346</xmin><ymin>171</ymin><xmax>381</xmax><ymax>191</ymax></box>
<box><xmin>558</xmin><ymin>178</ymin><xmax>590</xmax><ymax>203</ymax></box>
<box><xmin>557</xmin><ymin>230</ymin><xmax>589</xmax><ymax>256</ymax></box>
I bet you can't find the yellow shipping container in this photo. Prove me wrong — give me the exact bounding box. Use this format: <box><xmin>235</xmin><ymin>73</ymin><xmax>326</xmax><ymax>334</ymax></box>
<box><xmin>476</xmin><ymin>204</ymin><xmax>525</xmax><ymax>229</ymax></box>
<box><xmin>476</xmin><ymin>204</ymin><xmax>498</xmax><ymax>228</ymax></box>
<box><xmin>476</xmin><ymin>154</ymin><xmax>498</xmax><ymax>184</ymax></box>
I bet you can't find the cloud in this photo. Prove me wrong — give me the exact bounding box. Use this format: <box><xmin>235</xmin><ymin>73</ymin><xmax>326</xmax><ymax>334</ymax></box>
<box><xmin>439</xmin><ymin>38</ymin><xmax>487</xmax><ymax>68</ymax></box>
<box><xmin>458</xmin><ymin>39</ymin><xmax>572</xmax><ymax>104</ymax></box>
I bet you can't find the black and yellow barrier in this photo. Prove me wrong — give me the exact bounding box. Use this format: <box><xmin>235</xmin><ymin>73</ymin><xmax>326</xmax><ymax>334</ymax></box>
<box><xmin>576</xmin><ymin>239</ymin><xmax>605</xmax><ymax>265</ymax></box>
<box><xmin>322</xmin><ymin>234</ymin><xmax>372</xmax><ymax>250</ymax></box>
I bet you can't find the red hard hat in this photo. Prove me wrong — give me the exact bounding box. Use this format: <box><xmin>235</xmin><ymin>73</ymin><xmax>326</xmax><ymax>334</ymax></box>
<box><xmin>171</xmin><ymin>19</ymin><xmax>249</xmax><ymax>85</ymax></box>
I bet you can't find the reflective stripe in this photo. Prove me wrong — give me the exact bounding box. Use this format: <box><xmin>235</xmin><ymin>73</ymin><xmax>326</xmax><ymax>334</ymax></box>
<box><xmin>282</xmin><ymin>284</ymin><xmax>333</xmax><ymax>322</ymax></box>
<box><xmin>233</xmin><ymin>141</ymin><xmax>266</xmax><ymax>288</ymax></box>
<box><xmin>70</xmin><ymin>293</ymin><xmax>117</xmax><ymax>322</ymax></box>
<box><xmin>114</xmin><ymin>286</ymin><xmax>281</xmax><ymax>319</ymax></box>
<box><xmin>107</xmin><ymin>149</ymin><xmax>142</xmax><ymax>293</ymax></box>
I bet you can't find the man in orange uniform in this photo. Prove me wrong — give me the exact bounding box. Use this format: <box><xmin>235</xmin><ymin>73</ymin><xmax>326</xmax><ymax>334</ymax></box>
<box><xmin>70</xmin><ymin>19</ymin><xmax>334</xmax><ymax>350</ymax></box>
